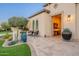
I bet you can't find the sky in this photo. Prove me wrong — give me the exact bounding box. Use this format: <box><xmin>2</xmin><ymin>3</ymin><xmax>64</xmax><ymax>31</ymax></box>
<box><xmin>0</xmin><ymin>3</ymin><xmax>44</xmax><ymax>23</ymax></box>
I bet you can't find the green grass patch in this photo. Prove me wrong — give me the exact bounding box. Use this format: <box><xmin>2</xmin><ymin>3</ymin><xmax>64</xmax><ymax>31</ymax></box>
<box><xmin>0</xmin><ymin>40</ymin><xmax>31</xmax><ymax>56</ymax></box>
<box><xmin>0</xmin><ymin>40</ymin><xmax>4</xmax><ymax>46</ymax></box>
<box><xmin>0</xmin><ymin>31</ymin><xmax>11</xmax><ymax>34</ymax></box>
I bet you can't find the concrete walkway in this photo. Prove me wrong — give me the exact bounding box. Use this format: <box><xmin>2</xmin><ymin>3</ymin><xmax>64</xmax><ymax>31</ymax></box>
<box><xmin>27</xmin><ymin>36</ymin><xmax>79</xmax><ymax>56</ymax></box>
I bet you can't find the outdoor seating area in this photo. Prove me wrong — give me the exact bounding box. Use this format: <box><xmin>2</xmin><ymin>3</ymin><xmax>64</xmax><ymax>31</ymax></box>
<box><xmin>27</xmin><ymin>36</ymin><xmax>79</xmax><ymax>56</ymax></box>
<box><xmin>28</xmin><ymin>30</ymin><xmax>39</xmax><ymax>36</ymax></box>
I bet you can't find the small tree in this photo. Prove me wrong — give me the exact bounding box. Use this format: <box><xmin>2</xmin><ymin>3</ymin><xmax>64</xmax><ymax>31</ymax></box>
<box><xmin>8</xmin><ymin>16</ymin><xmax>28</xmax><ymax>30</ymax></box>
<box><xmin>0</xmin><ymin>28</ymin><xmax>3</xmax><ymax>32</ymax></box>
<box><xmin>1</xmin><ymin>22</ymin><xmax>11</xmax><ymax>31</ymax></box>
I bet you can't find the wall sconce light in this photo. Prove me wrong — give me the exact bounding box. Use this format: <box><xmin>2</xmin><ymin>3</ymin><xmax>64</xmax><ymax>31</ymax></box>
<box><xmin>67</xmin><ymin>15</ymin><xmax>71</xmax><ymax>21</ymax></box>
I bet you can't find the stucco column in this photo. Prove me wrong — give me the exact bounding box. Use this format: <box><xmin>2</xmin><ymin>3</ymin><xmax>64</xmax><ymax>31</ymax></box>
<box><xmin>18</xmin><ymin>29</ymin><xmax>22</xmax><ymax>41</ymax></box>
<box><xmin>11</xmin><ymin>27</ymin><xmax>18</xmax><ymax>41</ymax></box>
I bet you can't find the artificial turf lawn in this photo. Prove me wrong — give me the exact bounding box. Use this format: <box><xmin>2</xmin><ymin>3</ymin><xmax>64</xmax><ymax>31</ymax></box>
<box><xmin>0</xmin><ymin>40</ymin><xmax>31</xmax><ymax>56</ymax></box>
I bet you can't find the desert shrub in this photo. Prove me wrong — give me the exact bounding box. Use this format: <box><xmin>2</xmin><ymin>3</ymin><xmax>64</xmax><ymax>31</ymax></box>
<box><xmin>3</xmin><ymin>33</ymin><xmax>12</xmax><ymax>41</ymax></box>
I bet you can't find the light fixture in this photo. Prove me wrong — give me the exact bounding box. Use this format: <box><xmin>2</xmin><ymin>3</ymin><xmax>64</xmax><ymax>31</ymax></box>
<box><xmin>67</xmin><ymin>15</ymin><xmax>71</xmax><ymax>21</ymax></box>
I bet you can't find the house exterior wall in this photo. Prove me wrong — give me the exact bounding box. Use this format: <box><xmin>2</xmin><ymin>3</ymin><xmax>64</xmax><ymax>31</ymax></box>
<box><xmin>43</xmin><ymin>13</ymin><xmax>52</xmax><ymax>37</ymax></box>
<box><xmin>28</xmin><ymin>3</ymin><xmax>79</xmax><ymax>41</ymax></box>
<box><xmin>76</xmin><ymin>4</ymin><xmax>79</xmax><ymax>41</ymax></box>
<box><xmin>28</xmin><ymin>12</ymin><xmax>51</xmax><ymax>37</ymax></box>
<box><xmin>44</xmin><ymin>3</ymin><xmax>76</xmax><ymax>40</ymax></box>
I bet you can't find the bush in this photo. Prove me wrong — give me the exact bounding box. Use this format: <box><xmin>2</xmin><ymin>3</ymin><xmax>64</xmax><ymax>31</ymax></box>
<box><xmin>62</xmin><ymin>28</ymin><xmax>72</xmax><ymax>34</ymax></box>
<box><xmin>3</xmin><ymin>33</ymin><xmax>12</xmax><ymax>41</ymax></box>
<box><xmin>0</xmin><ymin>28</ymin><xmax>4</xmax><ymax>32</ymax></box>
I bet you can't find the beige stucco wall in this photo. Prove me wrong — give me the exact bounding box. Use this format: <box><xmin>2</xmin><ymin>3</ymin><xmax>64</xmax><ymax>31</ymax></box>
<box><xmin>28</xmin><ymin>12</ymin><xmax>51</xmax><ymax>37</ymax></box>
<box><xmin>76</xmin><ymin>4</ymin><xmax>79</xmax><ymax>41</ymax></box>
<box><xmin>43</xmin><ymin>12</ymin><xmax>52</xmax><ymax>36</ymax></box>
<box><xmin>44</xmin><ymin>3</ymin><xmax>76</xmax><ymax>40</ymax></box>
<box><xmin>28</xmin><ymin>3</ymin><xmax>79</xmax><ymax>41</ymax></box>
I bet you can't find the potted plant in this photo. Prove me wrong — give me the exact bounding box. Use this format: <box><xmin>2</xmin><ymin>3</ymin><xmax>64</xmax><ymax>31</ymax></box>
<box><xmin>62</xmin><ymin>28</ymin><xmax>72</xmax><ymax>40</ymax></box>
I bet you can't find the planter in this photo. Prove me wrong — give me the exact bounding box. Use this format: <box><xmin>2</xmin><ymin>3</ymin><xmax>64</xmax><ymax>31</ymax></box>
<box><xmin>62</xmin><ymin>28</ymin><xmax>72</xmax><ymax>40</ymax></box>
<box><xmin>62</xmin><ymin>33</ymin><xmax>72</xmax><ymax>40</ymax></box>
<box><xmin>21</xmin><ymin>31</ymin><xmax>27</xmax><ymax>42</ymax></box>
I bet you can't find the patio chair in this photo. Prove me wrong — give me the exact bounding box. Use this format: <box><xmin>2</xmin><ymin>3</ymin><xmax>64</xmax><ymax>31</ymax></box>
<box><xmin>33</xmin><ymin>31</ymin><xmax>39</xmax><ymax>36</ymax></box>
<box><xmin>28</xmin><ymin>30</ymin><xmax>34</xmax><ymax>36</ymax></box>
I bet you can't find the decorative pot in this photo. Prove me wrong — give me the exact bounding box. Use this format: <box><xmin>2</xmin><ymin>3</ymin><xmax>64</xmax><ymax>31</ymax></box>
<box><xmin>62</xmin><ymin>28</ymin><xmax>72</xmax><ymax>40</ymax></box>
<box><xmin>62</xmin><ymin>33</ymin><xmax>72</xmax><ymax>40</ymax></box>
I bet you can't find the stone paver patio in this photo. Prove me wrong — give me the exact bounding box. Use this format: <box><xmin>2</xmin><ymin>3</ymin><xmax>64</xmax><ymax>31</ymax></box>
<box><xmin>27</xmin><ymin>36</ymin><xmax>79</xmax><ymax>56</ymax></box>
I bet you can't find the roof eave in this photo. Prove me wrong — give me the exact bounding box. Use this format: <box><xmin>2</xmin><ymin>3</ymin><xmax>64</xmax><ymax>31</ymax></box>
<box><xmin>43</xmin><ymin>3</ymin><xmax>52</xmax><ymax>7</ymax></box>
<box><xmin>28</xmin><ymin>9</ymin><xmax>50</xmax><ymax>19</ymax></box>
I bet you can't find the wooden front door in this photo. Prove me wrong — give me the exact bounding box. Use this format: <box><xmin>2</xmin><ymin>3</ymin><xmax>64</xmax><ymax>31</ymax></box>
<box><xmin>52</xmin><ymin>14</ymin><xmax>61</xmax><ymax>36</ymax></box>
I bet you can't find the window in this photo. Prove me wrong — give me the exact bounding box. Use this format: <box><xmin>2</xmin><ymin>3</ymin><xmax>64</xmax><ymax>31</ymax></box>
<box><xmin>32</xmin><ymin>20</ymin><xmax>38</xmax><ymax>31</ymax></box>
<box><xmin>36</xmin><ymin>20</ymin><xmax>38</xmax><ymax>30</ymax></box>
<box><xmin>32</xmin><ymin>20</ymin><xmax>35</xmax><ymax>31</ymax></box>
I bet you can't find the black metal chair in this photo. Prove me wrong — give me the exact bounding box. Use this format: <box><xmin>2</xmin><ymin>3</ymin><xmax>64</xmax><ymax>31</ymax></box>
<box><xmin>34</xmin><ymin>31</ymin><xmax>39</xmax><ymax>36</ymax></box>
